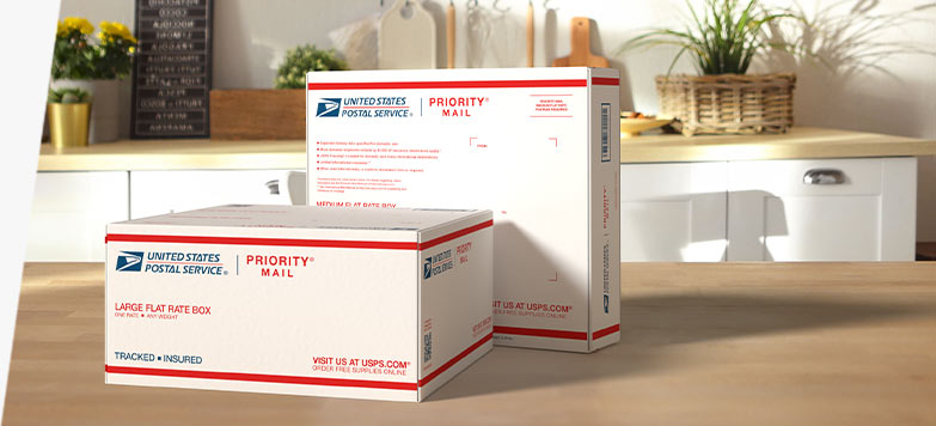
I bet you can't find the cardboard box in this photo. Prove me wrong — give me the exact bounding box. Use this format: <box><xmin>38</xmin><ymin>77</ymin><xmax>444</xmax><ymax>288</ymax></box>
<box><xmin>307</xmin><ymin>67</ymin><xmax>620</xmax><ymax>352</ymax></box>
<box><xmin>105</xmin><ymin>205</ymin><xmax>493</xmax><ymax>402</ymax></box>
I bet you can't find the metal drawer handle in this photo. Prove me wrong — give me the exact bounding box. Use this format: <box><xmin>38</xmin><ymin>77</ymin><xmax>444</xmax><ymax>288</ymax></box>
<box><xmin>803</xmin><ymin>168</ymin><xmax>845</xmax><ymax>185</ymax></box>
<box><xmin>266</xmin><ymin>179</ymin><xmax>280</xmax><ymax>195</ymax></box>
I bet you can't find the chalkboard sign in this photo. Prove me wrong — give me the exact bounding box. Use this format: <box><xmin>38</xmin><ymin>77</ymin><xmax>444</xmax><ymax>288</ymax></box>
<box><xmin>131</xmin><ymin>0</ymin><xmax>213</xmax><ymax>139</ymax></box>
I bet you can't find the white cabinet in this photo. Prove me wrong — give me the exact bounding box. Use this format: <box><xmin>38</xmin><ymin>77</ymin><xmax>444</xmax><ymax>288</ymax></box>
<box><xmin>27</xmin><ymin>169</ymin><xmax>302</xmax><ymax>262</ymax></box>
<box><xmin>129</xmin><ymin>170</ymin><xmax>299</xmax><ymax>219</ymax></box>
<box><xmin>620</xmin><ymin>162</ymin><xmax>728</xmax><ymax>262</ymax></box>
<box><xmin>27</xmin><ymin>171</ymin><xmax>129</xmax><ymax>261</ymax></box>
<box><xmin>621</xmin><ymin>157</ymin><xmax>917</xmax><ymax>262</ymax></box>
<box><xmin>727</xmin><ymin>157</ymin><xmax>916</xmax><ymax>261</ymax></box>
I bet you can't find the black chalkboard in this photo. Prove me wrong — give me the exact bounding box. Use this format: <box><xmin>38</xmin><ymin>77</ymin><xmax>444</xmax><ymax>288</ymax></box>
<box><xmin>130</xmin><ymin>0</ymin><xmax>213</xmax><ymax>139</ymax></box>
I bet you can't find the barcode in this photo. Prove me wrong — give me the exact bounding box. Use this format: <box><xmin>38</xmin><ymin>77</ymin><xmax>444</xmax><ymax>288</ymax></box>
<box><xmin>423</xmin><ymin>332</ymin><xmax>432</xmax><ymax>362</ymax></box>
<box><xmin>600</xmin><ymin>103</ymin><xmax>610</xmax><ymax>163</ymax></box>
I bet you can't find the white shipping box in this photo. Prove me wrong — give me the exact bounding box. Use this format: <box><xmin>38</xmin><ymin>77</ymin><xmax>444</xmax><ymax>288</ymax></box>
<box><xmin>105</xmin><ymin>205</ymin><xmax>493</xmax><ymax>402</ymax></box>
<box><xmin>307</xmin><ymin>67</ymin><xmax>620</xmax><ymax>352</ymax></box>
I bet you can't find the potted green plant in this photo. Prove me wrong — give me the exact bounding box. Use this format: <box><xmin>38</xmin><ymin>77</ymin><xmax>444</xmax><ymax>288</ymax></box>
<box><xmin>274</xmin><ymin>44</ymin><xmax>348</xmax><ymax>89</ymax></box>
<box><xmin>50</xmin><ymin>17</ymin><xmax>137</xmax><ymax>143</ymax></box>
<box><xmin>47</xmin><ymin>88</ymin><xmax>92</xmax><ymax>148</ymax></box>
<box><xmin>620</xmin><ymin>0</ymin><xmax>802</xmax><ymax>135</ymax></box>
<box><xmin>210</xmin><ymin>44</ymin><xmax>348</xmax><ymax>140</ymax></box>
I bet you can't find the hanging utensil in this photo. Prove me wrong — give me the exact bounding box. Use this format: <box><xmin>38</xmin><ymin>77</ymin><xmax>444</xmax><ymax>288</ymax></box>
<box><xmin>379</xmin><ymin>0</ymin><xmax>437</xmax><ymax>69</ymax></box>
<box><xmin>447</xmin><ymin>0</ymin><xmax>456</xmax><ymax>68</ymax></box>
<box><xmin>552</xmin><ymin>17</ymin><xmax>608</xmax><ymax>67</ymax></box>
<box><xmin>526</xmin><ymin>0</ymin><xmax>534</xmax><ymax>67</ymax></box>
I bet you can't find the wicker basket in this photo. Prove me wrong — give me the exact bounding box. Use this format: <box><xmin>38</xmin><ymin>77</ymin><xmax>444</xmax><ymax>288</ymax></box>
<box><xmin>656</xmin><ymin>73</ymin><xmax>796</xmax><ymax>136</ymax></box>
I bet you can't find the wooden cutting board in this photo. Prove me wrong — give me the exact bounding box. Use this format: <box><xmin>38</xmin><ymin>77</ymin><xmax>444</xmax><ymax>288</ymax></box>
<box><xmin>552</xmin><ymin>17</ymin><xmax>608</xmax><ymax>67</ymax></box>
<box><xmin>379</xmin><ymin>0</ymin><xmax>437</xmax><ymax>69</ymax></box>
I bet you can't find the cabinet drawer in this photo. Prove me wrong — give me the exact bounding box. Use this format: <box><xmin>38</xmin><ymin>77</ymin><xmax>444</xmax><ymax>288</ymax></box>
<box><xmin>130</xmin><ymin>170</ymin><xmax>299</xmax><ymax>219</ymax></box>
<box><xmin>728</xmin><ymin>157</ymin><xmax>916</xmax><ymax>261</ymax></box>
<box><xmin>28</xmin><ymin>171</ymin><xmax>129</xmax><ymax>261</ymax></box>
<box><xmin>728</xmin><ymin>158</ymin><xmax>882</xmax><ymax>195</ymax></box>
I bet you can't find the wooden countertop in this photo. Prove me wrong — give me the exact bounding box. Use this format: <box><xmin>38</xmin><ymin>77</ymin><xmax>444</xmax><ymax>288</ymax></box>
<box><xmin>621</xmin><ymin>126</ymin><xmax>936</xmax><ymax>163</ymax></box>
<box><xmin>6</xmin><ymin>262</ymin><xmax>936</xmax><ymax>425</ymax></box>
<box><xmin>37</xmin><ymin>127</ymin><xmax>936</xmax><ymax>171</ymax></box>
<box><xmin>38</xmin><ymin>138</ymin><xmax>306</xmax><ymax>171</ymax></box>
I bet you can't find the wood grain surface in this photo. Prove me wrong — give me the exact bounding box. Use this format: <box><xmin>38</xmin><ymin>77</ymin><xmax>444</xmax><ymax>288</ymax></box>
<box><xmin>5</xmin><ymin>262</ymin><xmax>936</xmax><ymax>425</ymax></box>
<box><xmin>621</xmin><ymin>126</ymin><xmax>936</xmax><ymax>163</ymax></box>
<box><xmin>209</xmin><ymin>89</ymin><xmax>305</xmax><ymax>140</ymax></box>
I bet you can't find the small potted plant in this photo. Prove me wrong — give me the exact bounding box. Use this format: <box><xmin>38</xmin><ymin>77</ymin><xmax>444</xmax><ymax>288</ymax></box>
<box><xmin>621</xmin><ymin>0</ymin><xmax>802</xmax><ymax>136</ymax></box>
<box><xmin>274</xmin><ymin>44</ymin><xmax>348</xmax><ymax>89</ymax></box>
<box><xmin>210</xmin><ymin>44</ymin><xmax>347</xmax><ymax>140</ymax></box>
<box><xmin>47</xmin><ymin>88</ymin><xmax>92</xmax><ymax>148</ymax></box>
<box><xmin>50</xmin><ymin>17</ymin><xmax>137</xmax><ymax>143</ymax></box>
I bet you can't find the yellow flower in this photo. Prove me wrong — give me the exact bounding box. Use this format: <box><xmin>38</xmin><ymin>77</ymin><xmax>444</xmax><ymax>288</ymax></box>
<box><xmin>99</xmin><ymin>20</ymin><xmax>137</xmax><ymax>44</ymax></box>
<box><xmin>56</xmin><ymin>21</ymin><xmax>66</xmax><ymax>36</ymax></box>
<box><xmin>63</xmin><ymin>17</ymin><xmax>93</xmax><ymax>35</ymax></box>
<box><xmin>111</xmin><ymin>22</ymin><xmax>129</xmax><ymax>35</ymax></box>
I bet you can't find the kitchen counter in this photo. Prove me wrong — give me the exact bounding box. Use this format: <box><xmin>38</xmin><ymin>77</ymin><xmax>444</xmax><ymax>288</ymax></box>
<box><xmin>38</xmin><ymin>138</ymin><xmax>305</xmax><ymax>171</ymax></box>
<box><xmin>621</xmin><ymin>126</ymin><xmax>936</xmax><ymax>163</ymax></box>
<box><xmin>37</xmin><ymin>127</ymin><xmax>936</xmax><ymax>172</ymax></box>
<box><xmin>6</xmin><ymin>262</ymin><xmax>936</xmax><ymax>425</ymax></box>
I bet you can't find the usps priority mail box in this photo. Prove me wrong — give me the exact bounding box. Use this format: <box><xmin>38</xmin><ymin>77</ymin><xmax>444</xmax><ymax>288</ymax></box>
<box><xmin>307</xmin><ymin>67</ymin><xmax>620</xmax><ymax>352</ymax></box>
<box><xmin>105</xmin><ymin>205</ymin><xmax>493</xmax><ymax>402</ymax></box>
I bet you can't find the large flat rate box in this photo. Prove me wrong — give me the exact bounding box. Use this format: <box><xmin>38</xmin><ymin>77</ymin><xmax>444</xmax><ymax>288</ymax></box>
<box><xmin>307</xmin><ymin>67</ymin><xmax>621</xmax><ymax>352</ymax></box>
<box><xmin>105</xmin><ymin>205</ymin><xmax>493</xmax><ymax>402</ymax></box>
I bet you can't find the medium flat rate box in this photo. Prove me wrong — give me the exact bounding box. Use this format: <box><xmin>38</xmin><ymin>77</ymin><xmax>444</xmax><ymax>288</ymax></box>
<box><xmin>307</xmin><ymin>67</ymin><xmax>621</xmax><ymax>352</ymax></box>
<box><xmin>105</xmin><ymin>205</ymin><xmax>493</xmax><ymax>402</ymax></box>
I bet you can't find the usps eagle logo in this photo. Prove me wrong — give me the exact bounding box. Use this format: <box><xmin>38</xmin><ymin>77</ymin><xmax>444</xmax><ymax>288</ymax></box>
<box><xmin>316</xmin><ymin>98</ymin><xmax>342</xmax><ymax>117</ymax></box>
<box><xmin>116</xmin><ymin>251</ymin><xmax>144</xmax><ymax>272</ymax></box>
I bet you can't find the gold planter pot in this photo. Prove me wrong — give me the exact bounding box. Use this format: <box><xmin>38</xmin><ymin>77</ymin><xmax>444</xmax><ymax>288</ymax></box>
<box><xmin>48</xmin><ymin>102</ymin><xmax>92</xmax><ymax>148</ymax></box>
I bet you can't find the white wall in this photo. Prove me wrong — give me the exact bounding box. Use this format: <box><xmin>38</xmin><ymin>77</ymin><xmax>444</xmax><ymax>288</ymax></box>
<box><xmin>2</xmin><ymin>0</ymin><xmax>61</xmax><ymax>416</ymax></box>
<box><xmin>58</xmin><ymin>0</ymin><xmax>936</xmax><ymax>241</ymax></box>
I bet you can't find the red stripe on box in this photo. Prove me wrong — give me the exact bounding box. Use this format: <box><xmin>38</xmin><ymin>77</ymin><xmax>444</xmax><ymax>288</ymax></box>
<box><xmin>104</xmin><ymin>365</ymin><xmax>417</xmax><ymax>391</ymax></box>
<box><xmin>591</xmin><ymin>77</ymin><xmax>620</xmax><ymax>86</ymax></box>
<box><xmin>105</xmin><ymin>233</ymin><xmax>418</xmax><ymax>250</ymax></box>
<box><xmin>308</xmin><ymin>79</ymin><xmax>587</xmax><ymax>90</ymax></box>
<box><xmin>105</xmin><ymin>332</ymin><xmax>493</xmax><ymax>391</ymax></box>
<box><xmin>104</xmin><ymin>220</ymin><xmax>492</xmax><ymax>251</ymax></box>
<box><xmin>592</xmin><ymin>324</ymin><xmax>620</xmax><ymax>340</ymax></box>
<box><xmin>493</xmin><ymin>326</ymin><xmax>587</xmax><ymax>341</ymax></box>
<box><xmin>420</xmin><ymin>220</ymin><xmax>493</xmax><ymax>250</ymax></box>
<box><xmin>418</xmin><ymin>332</ymin><xmax>493</xmax><ymax>387</ymax></box>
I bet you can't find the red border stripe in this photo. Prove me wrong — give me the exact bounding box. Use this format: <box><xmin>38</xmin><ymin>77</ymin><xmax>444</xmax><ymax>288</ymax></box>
<box><xmin>105</xmin><ymin>333</ymin><xmax>493</xmax><ymax>391</ymax></box>
<box><xmin>105</xmin><ymin>233</ymin><xmax>417</xmax><ymax>250</ymax></box>
<box><xmin>592</xmin><ymin>77</ymin><xmax>620</xmax><ymax>86</ymax></box>
<box><xmin>308</xmin><ymin>79</ymin><xmax>587</xmax><ymax>90</ymax></box>
<box><xmin>493</xmin><ymin>326</ymin><xmax>587</xmax><ymax>341</ymax></box>
<box><xmin>104</xmin><ymin>220</ymin><xmax>492</xmax><ymax>251</ymax></box>
<box><xmin>419</xmin><ymin>332</ymin><xmax>492</xmax><ymax>387</ymax></box>
<box><xmin>420</xmin><ymin>220</ymin><xmax>493</xmax><ymax>250</ymax></box>
<box><xmin>104</xmin><ymin>365</ymin><xmax>417</xmax><ymax>391</ymax></box>
<box><xmin>592</xmin><ymin>324</ymin><xmax>620</xmax><ymax>340</ymax></box>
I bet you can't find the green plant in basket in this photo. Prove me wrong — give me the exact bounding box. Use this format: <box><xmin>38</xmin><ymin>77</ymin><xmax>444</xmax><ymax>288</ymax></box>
<box><xmin>48</xmin><ymin>87</ymin><xmax>91</xmax><ymax>104</ymax></box>
<box><xmin>621</xmin><ymin>0</ymin><xmax>803</xmax><ymax>75</ymax></box>
<box><xmin>275</xmin><ymin>44</ymin><xmax>348</xmax><ymax>89</ymax></box>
